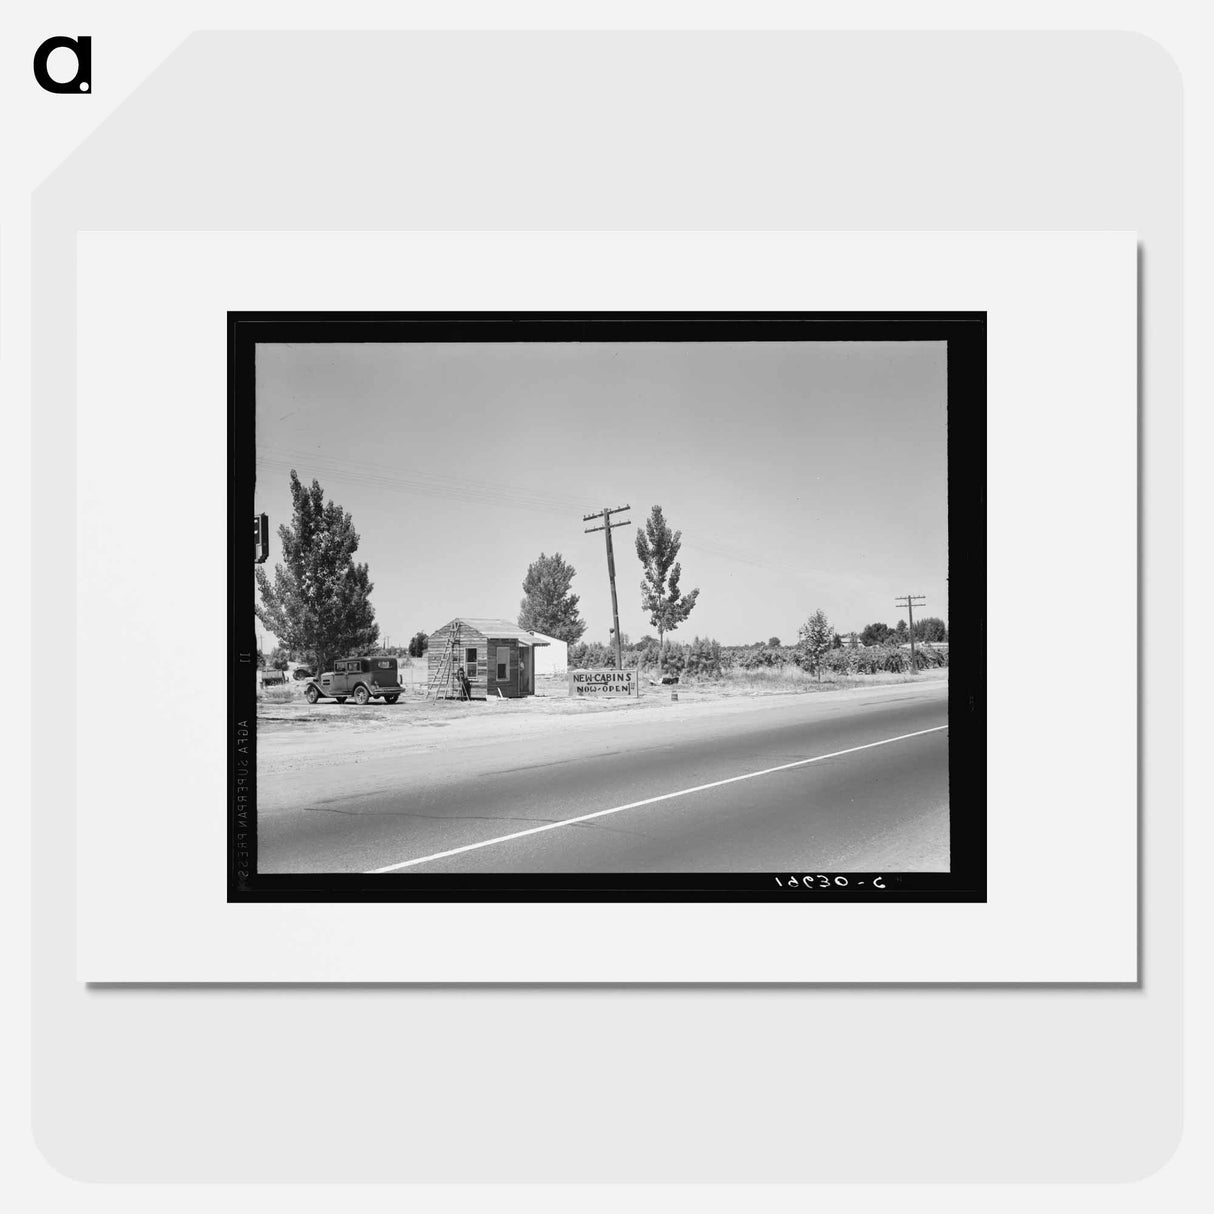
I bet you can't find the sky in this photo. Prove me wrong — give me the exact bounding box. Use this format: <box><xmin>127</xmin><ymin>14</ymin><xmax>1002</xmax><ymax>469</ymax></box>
<box><xmin>254</xmin><ymin>340</ymin><xmax>948</xmax><ymax>651</ymax></box>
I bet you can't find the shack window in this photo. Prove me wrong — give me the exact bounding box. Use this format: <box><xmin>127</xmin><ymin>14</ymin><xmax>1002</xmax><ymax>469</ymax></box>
<box><xmin>465</xmin><ymin>648</ymin><xmax>477</xmax><ymax>678</ymax></box>
<box><xmin>496</xmin><ymin>646</ymin><xmax>509</xmax><ymax>681</ymax></box>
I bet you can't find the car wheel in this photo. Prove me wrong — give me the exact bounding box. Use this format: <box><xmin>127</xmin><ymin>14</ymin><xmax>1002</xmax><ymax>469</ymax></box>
<box><xmin>305</xmin><ymin>686</ymin><xmax>319</xmax><ymax>704</ymax></box>
<box><xmin>354</xmin><ymin>685</ymin><xmax>370</xmax><ymax>706</ymax></box>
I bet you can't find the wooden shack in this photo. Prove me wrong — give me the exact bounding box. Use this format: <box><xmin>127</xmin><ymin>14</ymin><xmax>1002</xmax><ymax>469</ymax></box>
<box><xmin>426</xmin><ymin>618</ymin><xmax>550</xmax><ymax>699</ymax></box>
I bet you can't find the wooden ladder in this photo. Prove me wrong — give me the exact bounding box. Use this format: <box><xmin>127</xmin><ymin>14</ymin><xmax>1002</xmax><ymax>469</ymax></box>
<box><xmin>425</xmin><ymin>627</ymin><xmax>461</xmax><ymax>699</ymax></box>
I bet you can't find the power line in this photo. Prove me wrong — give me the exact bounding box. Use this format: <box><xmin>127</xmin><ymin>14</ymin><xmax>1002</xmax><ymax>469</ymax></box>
<box><xmin>257</xmin><ymin>447</ymin><xmax>833</xmax><ymax>581</ymax></box>
<box><xmin>256</xmin><ymin>448</ymin><xmax>585</xmax><ymax>514</ymax></box>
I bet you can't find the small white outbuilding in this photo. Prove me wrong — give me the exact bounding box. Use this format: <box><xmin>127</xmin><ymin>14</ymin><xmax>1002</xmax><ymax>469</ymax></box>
<box><xmin>529</xmin><ymin>631</ymin><xmax>568</xmax><ymax>676</ymax></box>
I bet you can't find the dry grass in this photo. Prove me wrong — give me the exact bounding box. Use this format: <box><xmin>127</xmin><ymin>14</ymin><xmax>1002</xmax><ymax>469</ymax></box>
<box><xmin>255</xmin><ymin>666</ymin><xmax>948</xmax><ymax>732</ymax></box>
<box><xmin>259</xmin><ymin>683</ymin><xmax>305</xmax><ymax>704</ymax></box>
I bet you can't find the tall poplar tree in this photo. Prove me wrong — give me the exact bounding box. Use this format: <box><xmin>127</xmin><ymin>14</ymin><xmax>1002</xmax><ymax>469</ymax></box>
<box><xmin>255</xmin><ymin>470</ymin><xmax>379</xmax><ymax>675</ymax></box>
<box><xmin>518</xmin><ymin>552</ymin><xmax>586</xmax><ymax>645</ymax></box>
<box><xmin>635</xmin><ymin>504</ymin><xmax>700</xmax><ymax>664</ymax></box>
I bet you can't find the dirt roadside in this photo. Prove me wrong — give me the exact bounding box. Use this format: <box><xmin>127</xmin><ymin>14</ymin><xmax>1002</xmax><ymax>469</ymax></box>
<box><xmin>256</xmin><ymin>671</ymin><xmax>949</xmax><ymax>779</ymax></box>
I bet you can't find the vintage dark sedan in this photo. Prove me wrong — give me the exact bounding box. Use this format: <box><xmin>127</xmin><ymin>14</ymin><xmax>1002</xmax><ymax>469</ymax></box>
<box><xmin>303</xmin><ymin>657</ymin><xmax>403</xmax><ymax>705</ymax></box>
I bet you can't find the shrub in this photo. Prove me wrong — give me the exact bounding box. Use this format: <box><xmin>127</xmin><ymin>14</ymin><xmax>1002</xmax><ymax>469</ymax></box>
<box><xmin>683</xmin><ymin>636</ymin><xmax>724</xmax><ymax>679</ymax></box>
<box><xmin>660</xmin><ymin>648</ymin><xmax>685</xmax><ymax>676</ymax></box>
<box><xmin>734</xmin><ymin>644</ymin><xmax>793</xmax><ymax>670</ymax></box>
<box><xmin>631</xmin><ymin>640</ymin><xmax>661</xmax><ymax>670</ymax></box>
<box><xmin>818</xmin><ymin>644</ymin><xmax>948</xmax><ymax>674</ymax></box>
<box><xmin>820</xmin><ymin>646</ymin><xmax>861</xmax><ymax>675</ymax></box>
<box><xmin>569</xmin><ymin>641</ymin><xmax>615</xmax><ymax>669</ymax></box>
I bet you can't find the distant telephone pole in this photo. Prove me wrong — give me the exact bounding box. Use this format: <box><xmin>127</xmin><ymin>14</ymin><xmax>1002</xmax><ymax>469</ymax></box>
<box><xmin>584</xmin><ymin>504</ymin><xmax>631</xmax><ymax>671</ymax></box>
<box><xmin>895</xmin><ymin>594</ymin><xmax>927</xmax><ymax>671</ymax></box>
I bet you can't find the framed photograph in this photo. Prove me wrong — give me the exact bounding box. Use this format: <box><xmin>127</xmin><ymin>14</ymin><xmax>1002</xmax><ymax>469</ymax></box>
<box><xmin>76</xmin><ymin>229</ymin><xmax>1134</xmax><ymax>981</ymax></box>
<box><xmin>230</xmin><ymin>311</ymin><xmax>986</xmax><ymax>903</ymax></box>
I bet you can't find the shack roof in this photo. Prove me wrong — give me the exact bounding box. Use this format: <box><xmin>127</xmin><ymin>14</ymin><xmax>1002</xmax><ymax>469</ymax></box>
<box><xmin>431</xmin><ymin>617</ymin><xmax>550</xmax><ymax>646</ymax></box>
<box><xmin>526</xmin><ymin>631</ymin><xmax>569</xmax><ymax>647</ymax></box>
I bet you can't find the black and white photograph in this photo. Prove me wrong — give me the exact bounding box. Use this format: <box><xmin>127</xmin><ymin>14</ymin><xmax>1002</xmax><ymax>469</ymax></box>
<box><xmin>230</xmin><ymin>312</ymin><xmax>985</xmax><ymax>901</ymax></box>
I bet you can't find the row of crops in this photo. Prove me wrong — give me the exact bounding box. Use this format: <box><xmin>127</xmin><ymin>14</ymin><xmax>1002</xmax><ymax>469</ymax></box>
<box><xmin>569</xmin><ymin>638</ymin><xmax>950</xmax><ymax>678</ymax></box>
<box><xmin>670</xmin><ymin>640</ymin><xmax>948</xmax><ymax>678</ymax></box>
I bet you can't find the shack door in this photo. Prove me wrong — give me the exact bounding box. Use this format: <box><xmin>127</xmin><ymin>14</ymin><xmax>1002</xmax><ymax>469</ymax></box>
<box><xmin>519</xmin><ymin>647</ymin><xmax>531</xmax><ymax>695</ymax></box>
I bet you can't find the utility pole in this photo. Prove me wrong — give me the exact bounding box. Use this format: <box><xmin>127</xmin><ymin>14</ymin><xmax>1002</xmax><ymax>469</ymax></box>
<box><xmin>894</xmin><ymin>594</ymin><xmax>926</xmax><ymax>672</ymax></box>
<box><xmin>584</xmin><ymin>504</ymin><xmax>631</xmax><ymax>671</ymax></box>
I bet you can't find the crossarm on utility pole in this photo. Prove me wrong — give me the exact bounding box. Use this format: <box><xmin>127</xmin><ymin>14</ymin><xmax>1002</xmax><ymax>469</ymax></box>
<box><xmin>582</xmin><ymin>505</ymin><xmax>631</xmax><ymax>523</ymax></box>
<box><xmin>894</xmin><ymin>594</ymin><xmax>927</xmax><ymax>671</ymax></box>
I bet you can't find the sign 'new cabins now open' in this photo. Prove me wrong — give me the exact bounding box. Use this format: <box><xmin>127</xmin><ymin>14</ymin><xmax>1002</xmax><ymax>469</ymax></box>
<box><xmin>568</xmin><ymin>669</ymin><xmax>640</xmax><ymax>698</ymax></box>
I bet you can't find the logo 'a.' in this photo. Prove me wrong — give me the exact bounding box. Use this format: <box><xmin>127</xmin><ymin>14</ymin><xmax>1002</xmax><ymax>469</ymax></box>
<box><xmin>33</xmin><ymin>35</ymin><xmax>91</xmax><ymax>93</ymax></box>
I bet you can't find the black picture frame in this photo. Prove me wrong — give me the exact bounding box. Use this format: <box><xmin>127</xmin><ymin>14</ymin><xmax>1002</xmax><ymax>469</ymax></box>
<box><xmin>229</xmin><ymin>312</ymin><xmax>985</xmax><ymax>903</ymax></box>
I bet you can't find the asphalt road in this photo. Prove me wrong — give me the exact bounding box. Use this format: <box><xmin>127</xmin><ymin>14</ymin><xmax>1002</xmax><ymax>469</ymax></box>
<box><xmin>258</xmin><ymin>681</ymin><xmax>949</xmax><ymax>874</ymax></box>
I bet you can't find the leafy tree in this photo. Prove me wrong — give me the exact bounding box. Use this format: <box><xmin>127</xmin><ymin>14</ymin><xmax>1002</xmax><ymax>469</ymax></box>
<box><xmin>268</xmin><ymin>646</ymin><xmax>290</xmax><ymax>671</ymax></box>
<box><xmin>847</xmin><ymin>631</ymin><xmax>860</xmax><ymax>649</ymax></box>
<box><xmin>913</xmin><ymin>616</ymin><xmax>948</xmax><ymax>643</ymax></box>
<box><xmin>255</xmin><ymin>470</ymin><xmax>379</xmax><ymax>675</ymax></box>
<box><xmin>797</xmin><ymin>609</ymin><xmax>833</xmax><ymax>681</ymax></box>
<box><xmin>830</xmin><ymin>632</ymin><xmax>843</xmax><ymax>649</ymax></box>
<box><xmin>860</xmin><ymin>621</ymin><xmax>892</xmax><ymax>647</ymax></box>
<box><xmin>407</xmin><ymin>631</ymin><xmax>429</xmax><ymax>657</ymax></box>
<box><xmin>635</xmin><ymin>505</ymin><xmax>700</xmax><ymax>662</ymax></box>
<box><xmin>768</xmin><ymin>636</ymin><xmax>781</xmax><ymax>648</ymax></box>
<box><xmin>518</xmin><ymin>551</ymin><xmax>587</xmax><ymax>645</ymax></box>
<box><xmin>894</xmin><ymin>619</ymin><xmax>909</xmax><ymax>643</ymax></box>
<box><xmin>569</xmin><ymin>640</ymin><xmax>615</xmax><ymax>669</ymax></box>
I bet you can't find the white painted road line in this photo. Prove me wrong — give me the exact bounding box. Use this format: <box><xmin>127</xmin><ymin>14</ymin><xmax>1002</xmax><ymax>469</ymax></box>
<box><xmin>367</xmin><ymin>723</ymin><xmax>948</xmax><ymax>874</ymax></box>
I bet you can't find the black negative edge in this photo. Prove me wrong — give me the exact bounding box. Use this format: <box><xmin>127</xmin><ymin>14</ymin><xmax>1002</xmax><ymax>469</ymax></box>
<box><xmin>228</xmin><ymin>311</ymin><xmax>985</xmax><ymax>903</ymax></box>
